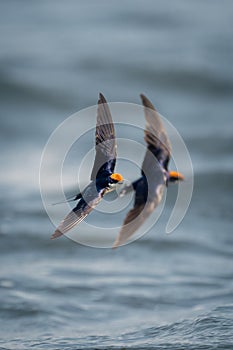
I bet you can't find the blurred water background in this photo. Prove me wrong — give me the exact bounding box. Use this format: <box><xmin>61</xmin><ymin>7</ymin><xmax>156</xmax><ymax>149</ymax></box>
<box><xmin>0</xmin><ymin>1</ymin><xmax>233</xmax><ymax>349</ymax></box>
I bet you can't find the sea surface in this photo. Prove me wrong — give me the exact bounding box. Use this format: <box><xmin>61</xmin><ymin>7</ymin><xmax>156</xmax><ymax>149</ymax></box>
<box><xmin>0</xmin><ymin>1</ymin><xmax>233</xmax><ymax>349</ymax></box>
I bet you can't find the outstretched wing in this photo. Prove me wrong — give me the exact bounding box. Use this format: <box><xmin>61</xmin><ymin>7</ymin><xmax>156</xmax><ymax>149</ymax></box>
<box><xmin>91</xmin><ymin>93</ymin><xmax>117</xmax><ymax>180</ymax></box>
<box><xmin>114</xmin><ymin>94</ymin><xmax>169</xmax><ymax>248</ymax></box>
<box><xmin>113</xmin><ymin>181</ymin><xmax>165</xmax><ymax>248</ymax></box>
<box><xmin>112</xmin><ymin>204</ymin><xmax>146</xmax><ymax>249</ymax></box>
<box><xmin>51</xmin><ymin>204</ymin><xmax>91</xmax><ymax>239</ymax></box>
<box><xmin>51</xmin><ymin>183</ymin><xmax>106</xmax><ymax>239</ymax></box>
<box><xmin>141</xmin><ymin>94</ymin><xmax>171</xmax><ymax>172</ymax></box>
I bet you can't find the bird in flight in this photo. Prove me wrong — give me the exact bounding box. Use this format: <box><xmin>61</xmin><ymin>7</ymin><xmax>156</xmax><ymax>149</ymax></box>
<box><xmin>51</xmin><ymin>93</ymin><xmax>123</xmax><ymax>239</ymax></box>
<box><xmin>112</xmin><ymin>94</ymin><xmax>184</xmax><ymax>248</ymax></box>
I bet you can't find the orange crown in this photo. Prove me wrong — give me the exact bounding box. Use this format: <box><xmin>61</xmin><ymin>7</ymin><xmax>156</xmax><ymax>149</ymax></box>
<box><xmin>169</xmin><ymin>171</ymin><xmax>184</xmax><ymax>180</ymax></box>
<box><xmin>110</xmin><ymin>173</ymin><xmax>124</xmax><ymax>182</ymax></box>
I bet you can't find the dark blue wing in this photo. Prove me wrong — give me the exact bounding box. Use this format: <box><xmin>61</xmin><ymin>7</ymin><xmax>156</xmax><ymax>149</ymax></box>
<box><xmin>51</xmin><ymin>182</ymin><xmax>106</xmax><ymax>239</ymax></box>
<box><xmin>90</xmin><ymin>93</ymin><xmax>117</xmax><ymax>180</ymax></box>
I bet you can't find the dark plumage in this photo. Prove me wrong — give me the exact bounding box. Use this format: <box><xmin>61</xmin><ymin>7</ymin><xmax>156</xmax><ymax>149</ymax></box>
<box><xmin>113</xmin><ymin>94</ymin><xmax>184</xmax><ymax>248</ymax></box>
<box><xmin>51</xmin><ymin>93</ymin><xmax>123</xmax><ymax>239</ymax></box>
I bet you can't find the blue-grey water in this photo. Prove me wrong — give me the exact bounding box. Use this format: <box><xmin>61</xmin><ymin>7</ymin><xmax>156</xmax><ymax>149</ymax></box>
<box><xmin>0</xmin><ymin>1</ymin><xmax>233</xmax><ymax>349</ymax></box>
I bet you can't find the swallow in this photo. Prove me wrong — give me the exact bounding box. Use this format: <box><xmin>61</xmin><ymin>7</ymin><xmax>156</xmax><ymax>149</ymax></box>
<box><xmin>112</xmin><ymin>94</ymin><xmax>184</xmax><ymax>248</ymax></box>
<box><xmin>51</xmin><ymin>93</ymin><xmax>123</xmax><ymax>239</ymax></box>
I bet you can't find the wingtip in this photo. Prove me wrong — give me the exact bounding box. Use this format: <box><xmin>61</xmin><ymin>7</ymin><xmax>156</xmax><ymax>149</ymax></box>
<box><xmin>140</xmin><ymin>93</ymin><xmax>148</xmax><ymax>104</ymax></box>
<box><xmin>112</xmin><ymin>236</ymin><xmax>123</xmax><ymax>249</ymax></box>
<box><xmin>50</xmin><ymin>230</ymin><xmax>63</xmax><ymax>240</ymax></box>
<box><xmin>140</xmin><ymin>93</ymin><xmax>156</xmax><ymax>111</ymax></box>
<box><xmin>112</xmin><ymin>242</ymin><xmax>119</xmax><ymax>250</ymax></box>
<box><xmin>140</xmin><ymin>93</ymin><xmax>146</xmax><ymax>101</ymax></box>
<box><xmin>98</xmin><ymin>92</ymin><xmax>107</xmax><ymax>104</ymax></box>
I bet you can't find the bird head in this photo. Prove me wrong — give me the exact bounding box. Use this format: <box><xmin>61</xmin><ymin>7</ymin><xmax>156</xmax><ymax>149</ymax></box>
<box><xmin>109</xmin><ymin>173</ymin><xmax>124</xmax><ymax>184</ymax></box>
<box><xmin>169</xmin><ymin>171</ymin><xmax>184</xmax><ymax>183</ymax></box>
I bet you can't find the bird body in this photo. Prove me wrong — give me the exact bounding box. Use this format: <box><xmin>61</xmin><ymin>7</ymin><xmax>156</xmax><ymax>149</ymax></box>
<box><xmin>51</xmin><ymin>92</ymin><xmax>183</xmax><ymax>246</ymax></box>
<box><xmin>51</xmin><ymin>93</ymin><xmax>123</xmax><ymax>240</ymax></box>
<box><xmin>113</xmin><ymin>94</ymin><xmax>184</xmax><ymax>248</ymax></box>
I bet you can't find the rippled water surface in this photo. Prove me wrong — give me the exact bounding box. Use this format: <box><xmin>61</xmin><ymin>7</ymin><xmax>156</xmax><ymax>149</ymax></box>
<box><xmin>0</xmin><ymin>1</ymin><xmax>233</xmax><ymax>349</ymax></box>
